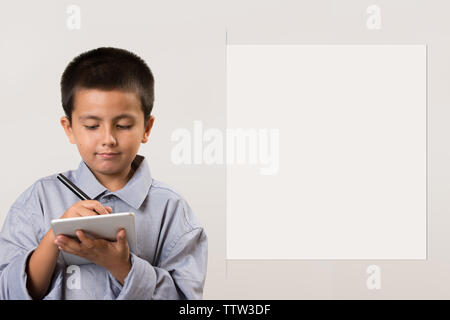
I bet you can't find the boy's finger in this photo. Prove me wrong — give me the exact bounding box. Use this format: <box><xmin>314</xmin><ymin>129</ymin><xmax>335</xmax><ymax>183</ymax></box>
<box><xmin>78</xmin><ymin>207</ymin><xmax>100</xmax><ymax>217</ymax></box>
<box><xmin>94</xmin><ymin>203</ymin><xmax>109</xmax><ymax>215</ymax></box>
<box><xmin>76</xmin><ymin>230</ymin><xmax>94</xmax><ymax>249</ymax></box>
<box><xmin>57</xmin><ymin>235</ymin><xmax>82</xmax><ymax>253</ymax></box>
<box><xmin>55</xmin><ymin>235</ymin><xmax>68</xmax><ymax>243</ymax></box>
<box><xmin>58</xmin><ymin>242</ymin><xmax>83</xmax><ymax>257</ymax></box>
<box><xmin>116</xmin><ymin>229</ymin><xmax>127</xmax><ymax>244</ymax></box>
<box><xmin>79</xmin><ymin>200</ymin><xmax>109</xmax><ymax>215</ymax></box>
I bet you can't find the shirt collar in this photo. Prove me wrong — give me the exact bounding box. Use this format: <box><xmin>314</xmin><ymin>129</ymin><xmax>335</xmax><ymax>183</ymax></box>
<box><xmin>74</xmin><ymin>154</ymin><xmax>152</xmax><ymax>210</ymax></box>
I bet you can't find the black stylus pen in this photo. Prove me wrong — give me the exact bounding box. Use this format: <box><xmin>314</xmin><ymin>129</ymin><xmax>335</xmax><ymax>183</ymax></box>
<box><xmin>57</xmin><ymin>173</ymin><xmax>92</xmax><ymax>200</ymax></box>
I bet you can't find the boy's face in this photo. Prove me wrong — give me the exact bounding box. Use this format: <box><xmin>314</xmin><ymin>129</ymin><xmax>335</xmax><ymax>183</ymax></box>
<box><xmin>60</xmin><ymin>88</ymin><xmax>154</xmax><ymax>180</ymax></box>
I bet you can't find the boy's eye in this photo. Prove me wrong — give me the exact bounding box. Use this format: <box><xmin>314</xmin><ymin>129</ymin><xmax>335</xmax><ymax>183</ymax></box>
<box><xmin>84</xmin><ymin>125</ymin><xmax>132</xmax><ymax>130</ymax></box>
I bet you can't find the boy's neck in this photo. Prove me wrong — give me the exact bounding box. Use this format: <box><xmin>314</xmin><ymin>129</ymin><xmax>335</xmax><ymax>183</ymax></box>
<box><xmin>94</xmin><ymin>165</ymin><xmax>136</xmax><ymax>192</ymax></box>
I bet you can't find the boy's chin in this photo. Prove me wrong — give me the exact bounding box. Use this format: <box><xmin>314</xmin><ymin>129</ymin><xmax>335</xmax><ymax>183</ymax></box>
<box><xmin>88</xmin><ymin>159</ymin><xmax>124</xmax><ymax>174</ymax></box>
<box><xmin>93</xmin><ymin>166</ymin><xmax>125</xmax><ymax>177</ymax></box>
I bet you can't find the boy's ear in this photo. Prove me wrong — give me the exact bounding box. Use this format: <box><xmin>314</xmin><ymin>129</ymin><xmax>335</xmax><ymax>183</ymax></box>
<box><xmin>60</xmin><ymin>116</ymin><xmax>76</xmax><ymax>144</ymax></box>
<box><xmin>142</xmin><ymin>115</ymin><xmax>155</xmax><ymax>143</ymax></box>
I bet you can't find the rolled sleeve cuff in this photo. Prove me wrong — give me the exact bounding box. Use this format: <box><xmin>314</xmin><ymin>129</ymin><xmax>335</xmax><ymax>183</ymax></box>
<box><xmin>115</xmin><ymin>253</ymin><xmax>156</xmax><ymax>300</ymax></box>
<box><xmin>1</xmin><ymin>249</ymin><xmax>35</xmax><ymax>300</ymax></box>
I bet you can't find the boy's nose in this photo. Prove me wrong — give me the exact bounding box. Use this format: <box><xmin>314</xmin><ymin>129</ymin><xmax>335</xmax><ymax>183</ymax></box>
<box><xmin>102</xmin><ymin>127</ymin><xmax>117</xmax><ymax>145</ymax></box>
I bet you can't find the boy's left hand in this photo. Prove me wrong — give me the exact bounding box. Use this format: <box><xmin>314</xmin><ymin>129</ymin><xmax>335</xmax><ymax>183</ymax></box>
<box><xmin>54</xmin><ymin>229</ymin><xmax>131</xmax><ymax>285</ymax></box>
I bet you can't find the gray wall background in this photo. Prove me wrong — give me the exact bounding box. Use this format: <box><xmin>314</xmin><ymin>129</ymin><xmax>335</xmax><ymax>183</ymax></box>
<box><xmin>1</xmin><ymin>0</ymin><xmax>449</xmax><ymax>299</ymax></box>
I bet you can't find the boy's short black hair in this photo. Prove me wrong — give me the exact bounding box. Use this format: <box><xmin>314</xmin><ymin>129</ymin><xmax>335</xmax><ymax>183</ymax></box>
<box><xmin>61</xmin><ymin>47</ymin><xmax>154</xmax><ymax>126</ymax></box>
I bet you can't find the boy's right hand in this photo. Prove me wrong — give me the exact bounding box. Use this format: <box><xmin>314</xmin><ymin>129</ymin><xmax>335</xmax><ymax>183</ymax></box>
<box><xmin>59</xmin><ymin>200</ymin><xmax>112</xmax><ymax>219</ymax></box>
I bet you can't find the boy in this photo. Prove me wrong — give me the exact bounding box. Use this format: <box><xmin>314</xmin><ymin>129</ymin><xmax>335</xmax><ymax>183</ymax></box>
<box><xmin>0</xmin><ymin>47</ymin><xmax>208</xmax><ymax>300</ymax></box>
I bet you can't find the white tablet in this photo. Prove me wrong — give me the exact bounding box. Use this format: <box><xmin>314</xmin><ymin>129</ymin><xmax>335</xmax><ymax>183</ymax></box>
<box><xmin>51</xmin><ymin>212</ymin><xmax>137</xmax><ymax>266</ymax></box>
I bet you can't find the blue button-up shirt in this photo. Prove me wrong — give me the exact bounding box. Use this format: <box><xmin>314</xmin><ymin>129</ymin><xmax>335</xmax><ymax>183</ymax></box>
<box><xmin>0</xmin><ymin>154</ymin><xmax>208</xmax><ymax>299</ymax></box>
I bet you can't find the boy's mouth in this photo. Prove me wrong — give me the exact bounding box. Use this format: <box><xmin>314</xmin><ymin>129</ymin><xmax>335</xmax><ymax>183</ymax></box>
<box><xmin>96</xmin><ymin>152</ymin><xmax>120</xmax><ymax>159</ymax></box>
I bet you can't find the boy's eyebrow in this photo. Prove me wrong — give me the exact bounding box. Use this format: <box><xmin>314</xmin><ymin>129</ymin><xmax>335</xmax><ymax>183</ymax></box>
<box><xmin>78</xmin><ymin>114</ymin><xmax>136</xmax><ymax>121</ymax></box>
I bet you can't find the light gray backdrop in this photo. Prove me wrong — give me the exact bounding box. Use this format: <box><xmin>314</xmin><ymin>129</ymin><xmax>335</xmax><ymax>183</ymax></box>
<box><xmin>0</xmin><ymin>0</ymin><xmax>449</xmax><ymax>299</ymax></box>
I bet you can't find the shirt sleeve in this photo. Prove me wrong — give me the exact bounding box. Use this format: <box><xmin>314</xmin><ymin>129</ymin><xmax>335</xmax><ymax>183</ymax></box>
<box><xmin>112</xmin><ymin>226</ymin><xmax>208</xmax><ymax>300</ymax></box>
<box><xmin>0</xmin><ymin>184</ymin><xmax>62</xmax><ymax>300</ymax></box>
<box><xmin>108</xmin><ymin>192</ymin><xmax>208</xmax><ymax>301</ymax></box>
